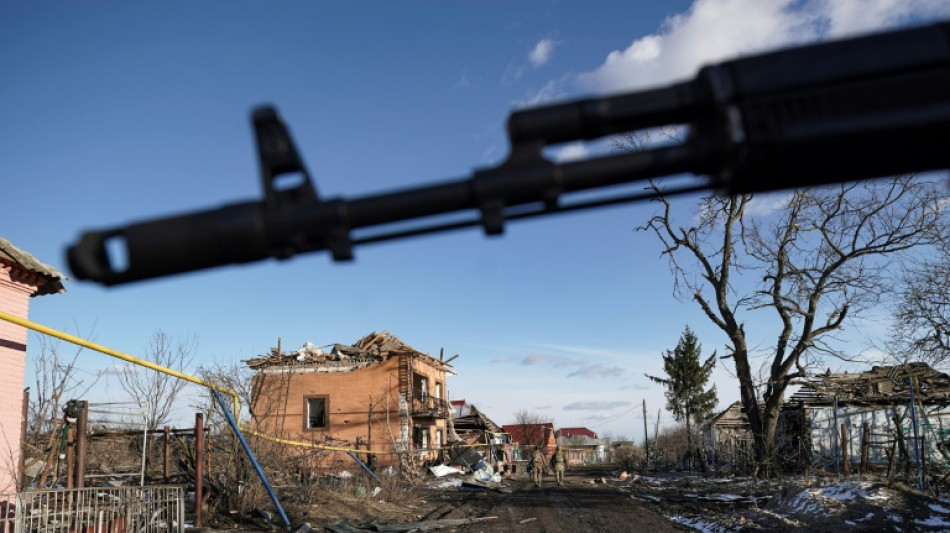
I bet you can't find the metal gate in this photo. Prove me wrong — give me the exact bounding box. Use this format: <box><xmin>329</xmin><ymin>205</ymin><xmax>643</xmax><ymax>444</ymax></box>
<box><xmin>13</xmin><ymin>486</ymin><xmax>183</xmax><ymax>533</ymax></box>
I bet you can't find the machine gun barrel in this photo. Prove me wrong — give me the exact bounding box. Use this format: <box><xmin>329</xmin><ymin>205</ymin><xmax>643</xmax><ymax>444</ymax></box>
<box><xmin>67</xmin><ymin>21</ymin><xmax>950</xmax><ymax>285</ymax></box>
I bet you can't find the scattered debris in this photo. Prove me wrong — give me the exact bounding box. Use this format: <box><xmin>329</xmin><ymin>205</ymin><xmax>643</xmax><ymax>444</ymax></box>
<box><xmin>429</xmin><ymin>465</ymin><xmax>464</xmax><ymax>478</ymax></box>
<box><xmin>325</xmin><ymin>516</ymin><xmax>497</xmax><ymax>532</ymax></box>
<box><xmin>518</xmin><ymin>517</ymin><xmax>537</xmax><ymax>524</ymax></box>
<box><xmin>460</xmin><ymin>480</ymin><xmax>513</xmax><ymax>494</ymax></box>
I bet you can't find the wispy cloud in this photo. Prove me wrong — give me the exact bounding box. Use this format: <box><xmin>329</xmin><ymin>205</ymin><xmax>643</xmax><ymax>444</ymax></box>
<box><xmin>491</xmin><ymin>356</ymin><xmax>514</xmax><ymax>364</ymax></box>
<box><xmin>528</xmin><ymin>38</ymin><xmax>556</xmax><ymax>68</ymax></box>
<box><xmin>515</xmin><ymin>79</ymin><xmax>562</xmax><ymax>108</ymax></box>
<box><xmin>100</xmin><ymin>364</ymin><xmax>133</xmax><ymax>376</ymax></box>
<box><xmin>745</xmin><ymin>192</ymin><xmax>792</xmax><ymax>216</ymax></box>
<box><xmin>520</xmin><ymin>353</ymin><xmax>584</xmax><ymax>367</ymax></box>
<box><xmin>454</xmin><ymin>69</ymin><xmax>479</xmax><ymax>90</ymax></box>
<box><xmin>564</xmin><ymin>401</ymin><xmax>632</xmax><ymax>411</ymax></box>
<box><xmin>567</xmin><ymin>364</ymin><xmax>625</xmax><ymax>378</ymax></box>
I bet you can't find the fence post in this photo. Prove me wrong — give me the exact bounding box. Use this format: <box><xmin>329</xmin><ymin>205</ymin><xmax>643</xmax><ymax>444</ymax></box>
<box><xmin>833</xmin><ymin>395</ymin><xmax>840</xmax><ymax>477</ymax></box>
<box><xmin>164</xmin><ymin>426</ymin><xmax>171</xmax><ymax>482</ymax></box>
<box><xmin>840</xmin><ymin>423</ymin><xmax>850</xmax><ymax>476</ymax></box>
<box><xmin>195</xmin><ymin>413</ymin><xmax>204</xmax><ymax>527</ymax></box>
<box><xmin>860</xmin><ymin>422</ymin><xmax>870</xmax><ymax>474</ymax></box>
<box><xmin>910</xmin><ymin>378</ymin><xmax>923</xmax><ymax>491</ymax></box>
<box><xmin>75</xmin><ymin>401</ymin><xmax>88</xmax><ymax>489</ymax></box>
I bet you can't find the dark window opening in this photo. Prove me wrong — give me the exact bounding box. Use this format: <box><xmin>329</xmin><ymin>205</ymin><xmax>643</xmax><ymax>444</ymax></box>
<box><xmin>413</xmin><ymin>374</ymin><xmax>428</xmax><ymax>401</ymax></box>
<box><xmin>307</xmin><ymin>396</ymin><xmax>328</xmax><ymax>429</ymax></box>
<box><xmin>413</xmin><ymin>426</ymin><xmax>430</xmax><ymax>449</ymax></box>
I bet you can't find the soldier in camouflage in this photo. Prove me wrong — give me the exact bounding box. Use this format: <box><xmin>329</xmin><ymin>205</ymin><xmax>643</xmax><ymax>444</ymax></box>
<box><xmin>551</xmin><ymin>446</ymin><xmax>566</xmax><ymax>486</ymax></box>
<box><xmin>531</xmin><ymin>447</ymin><xmax>545</xmax><ymax>487</ymax></box>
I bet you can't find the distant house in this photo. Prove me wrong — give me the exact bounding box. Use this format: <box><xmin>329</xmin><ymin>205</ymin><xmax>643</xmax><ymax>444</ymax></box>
<box><xmin>502</xmin><ymin>422</ymin><xmax>556</xmax><ymax>463</ymax></box>
<box><xmin>704</xmin><ymin>401</ymin><xmax>756</xmax><ymax>472</ymax></box>
<box><xmin>248</xmin><ymin>331</ymin><xmax>454</xmax><ymax>471</ymax></box>
<box><xmin>556</xmin><ymin>427</ymin><xmax>598</xmax><ymax>440</ymax></box>
<box><xmin>0</xmin><ymin>238</ymin><xmax>65</xmax><ymax>492</ymax></box>
<box><xmin>556</xmin><ymin>427</ymin><xmax>608</xmax><ymax>464</ymax></box>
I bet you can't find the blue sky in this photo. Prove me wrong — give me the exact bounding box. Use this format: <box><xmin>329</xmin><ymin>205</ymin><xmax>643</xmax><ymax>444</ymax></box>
<box><xmin>4</xmin><ymin>0</ymin><xmax>949</xmax><ymax>439</ymax></box>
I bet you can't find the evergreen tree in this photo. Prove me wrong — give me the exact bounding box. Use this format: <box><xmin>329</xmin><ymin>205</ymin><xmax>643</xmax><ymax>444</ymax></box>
<box><xmin>646</xmin><ymin>326</ymin><xmax>718</xmax><ymax>467</ymax></box>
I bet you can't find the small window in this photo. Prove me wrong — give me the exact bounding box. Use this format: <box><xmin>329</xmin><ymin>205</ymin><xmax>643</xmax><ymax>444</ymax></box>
<box><xmin>436</xmin><ymin>429</ymin><xmax>443</xmax><ymax>448</ymax></box>
<box><xmin>306</xmin><ymin>396</ymin><xmax>328</xmax><ymax>429</ymax></box>
<box><xmin>413</xmin><ymin>426</ymin><xmax>430</xmax><ymax>449</ymax></box>
<box><xmin>435</xmin><ymin>382</ymin><xmax>443</xmax><ymax>400</ymax></box>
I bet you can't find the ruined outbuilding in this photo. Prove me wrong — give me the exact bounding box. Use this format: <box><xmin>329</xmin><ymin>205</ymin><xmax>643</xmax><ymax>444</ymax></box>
<box><xmin>449</xmin><ymin>399</ymin><xmax>511</xmax><ymax>469</ymax></box>
<box><xmin>247</xmin><ymin>331</ymin><xmax>454</xmax><ymax>471</ymax></box>
<box><xmin>784</xmin><ymin>363</ymin><xmax>950</xmax><ymax>471</ymax></box>
<box><xmin>704</xmin><ymin>401</ymin><xmax>756</xmax><ymax>472</ymax></box>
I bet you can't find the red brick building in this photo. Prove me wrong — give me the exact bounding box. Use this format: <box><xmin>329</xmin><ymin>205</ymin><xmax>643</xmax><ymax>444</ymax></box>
<box><xmin>249</xmin><ymin>331</ymin><xmax>453</xmax><ymax>471</ymax></box>
<box><xmin>0</xmin><ymin>238</ymin><xmax>64</xmax><ymax>492</ymax></box>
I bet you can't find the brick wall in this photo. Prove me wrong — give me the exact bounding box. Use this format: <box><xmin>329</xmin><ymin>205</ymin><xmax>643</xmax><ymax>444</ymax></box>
<box><xmin>0</xmin><ymin>261</ymin><xmax>36</xmax><ymax>493</ymax></box>
<box><xmin>252</xmin><ymin>355</ymin><xmax>449</xmax><ymax>471</ymax></box>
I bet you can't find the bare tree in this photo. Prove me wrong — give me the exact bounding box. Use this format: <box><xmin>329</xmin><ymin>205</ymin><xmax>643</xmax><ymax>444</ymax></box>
<box><xmin>889</xmin><ymin>237</ymin><xmax>950</xmax><ymax>368</ymax></box>
<box><xmin>639</xmin><ymin>177</ymin><xmax>945</xmax><ymax>475</ymax></box>
<box><xmin>511</xmin><ymin>409</ymin><xmax>553</xmax><ymax>449</ymax></box>
<box><xmin>28</xmin><ymin>331</ymin><xmax>101</xmax><ymax>438</ymax></box>
<box><xmin>118</xmin><ymin>329</ymin><xmax>197</xmax><ymax>431</ymax></box>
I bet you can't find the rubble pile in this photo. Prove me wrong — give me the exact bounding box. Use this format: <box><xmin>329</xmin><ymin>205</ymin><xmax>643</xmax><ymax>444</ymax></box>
<box><xmin>245</xmin><ymin>341</ymin><xmax>384</xmax><ymax>368</ymax></box>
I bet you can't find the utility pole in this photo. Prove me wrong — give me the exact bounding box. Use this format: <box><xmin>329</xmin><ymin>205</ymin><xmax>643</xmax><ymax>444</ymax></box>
<box><xmin>642</xmin><ymin>399</ymin><xmax>649</xmax><ymax>468</ymax></box>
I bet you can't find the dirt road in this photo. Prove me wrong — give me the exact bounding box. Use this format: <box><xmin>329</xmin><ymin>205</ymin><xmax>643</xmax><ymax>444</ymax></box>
<box><xmin>417</xmin><ymin>465</ymin><xmax>687</xmax><ymax>533</ymax></box>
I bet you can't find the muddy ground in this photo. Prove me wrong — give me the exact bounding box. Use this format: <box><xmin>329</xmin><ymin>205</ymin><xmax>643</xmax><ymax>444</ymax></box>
<box><xmin>283</xmin><ymin>464</ymin><xmax>684</xmax><ymax>532</ymax></box>
<box><xmin>231</xmin><ymin>464</ymin><xmax>950</xmax><ymax>532</ymax></box>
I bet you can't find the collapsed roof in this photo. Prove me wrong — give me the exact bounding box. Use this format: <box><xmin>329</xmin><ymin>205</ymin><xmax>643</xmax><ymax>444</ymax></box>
<box><xmin>245</xmin><ymin>330</ymin><xmax>453</xmax><ymax>372</ymax></box>
<box><xmin>789</xmin><ymin>363</ymin><xmax>950</xmax><ymax>406</ymax></box>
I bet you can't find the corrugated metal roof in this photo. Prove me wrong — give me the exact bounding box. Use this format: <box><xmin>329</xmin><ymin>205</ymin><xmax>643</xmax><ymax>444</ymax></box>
<box><xmin>0</xmin><ymin>237</ymin><xmax>66</xmax><ymax>297</ymax></box>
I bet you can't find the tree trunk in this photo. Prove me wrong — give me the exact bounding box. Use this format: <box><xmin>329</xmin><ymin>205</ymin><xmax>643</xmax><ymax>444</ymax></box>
<box><xmin>685</xmin><ymin>414</ymin><xmax>692</xmax><ymax>470</ymax></box>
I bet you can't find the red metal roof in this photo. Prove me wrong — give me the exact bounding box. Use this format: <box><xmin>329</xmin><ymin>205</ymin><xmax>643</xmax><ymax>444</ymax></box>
<box><xmin>557</xmin><ymin>427</ymin><xmax>598</xmax><ymax>439</ymax></box>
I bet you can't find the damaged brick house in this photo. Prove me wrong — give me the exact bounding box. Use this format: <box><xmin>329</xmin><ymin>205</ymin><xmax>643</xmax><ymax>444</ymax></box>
<box><xmin>247</xmin><ymin>331</ymin><xmax>454</xmax><ymax>471</ymax></box>
<box><xmin>0</xmin><ymin>238</ymin><xmax>65</xmax><ymax>492</ymax></box>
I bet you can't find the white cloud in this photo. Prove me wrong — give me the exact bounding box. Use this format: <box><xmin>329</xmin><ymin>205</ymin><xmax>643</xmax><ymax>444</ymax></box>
<box><xmin>529</xmin><ymin>38</ymin><xmax>556</xmax><ymax>68</ymax></box>
<box><xmin>745</xmin><ymin>192</ymin><xmax>793</xmax><ymax>216</ymax></box>
<box><xmin>548</xmin><ymin>142</ymin><xmax>590</xmax><ymax>163</ymax></box>
<box><xmin>577</xmin><ymin>0</ymin><xmax>950</xmax><ymax>94</ymax></box>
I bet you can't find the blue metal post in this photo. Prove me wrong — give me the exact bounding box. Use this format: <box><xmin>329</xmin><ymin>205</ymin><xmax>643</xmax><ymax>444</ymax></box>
<box><xmin>212</xmin><ymin>390</ymin><xmax>291</xmax><ymax>530</ymax></box>
<box><xmin>833</xmin><ymin>395</ymin><xmax>840</xmax><ymax>477</ymax></box>
<box><xmin>347</xmin><ymin>451</ymin><xmax>383</xmax><ymax>485</ymax></box>
<box><xmin>909</xmin><ymin>379</ymin><xmax>924</xmax><ymax>491</ymax></box>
